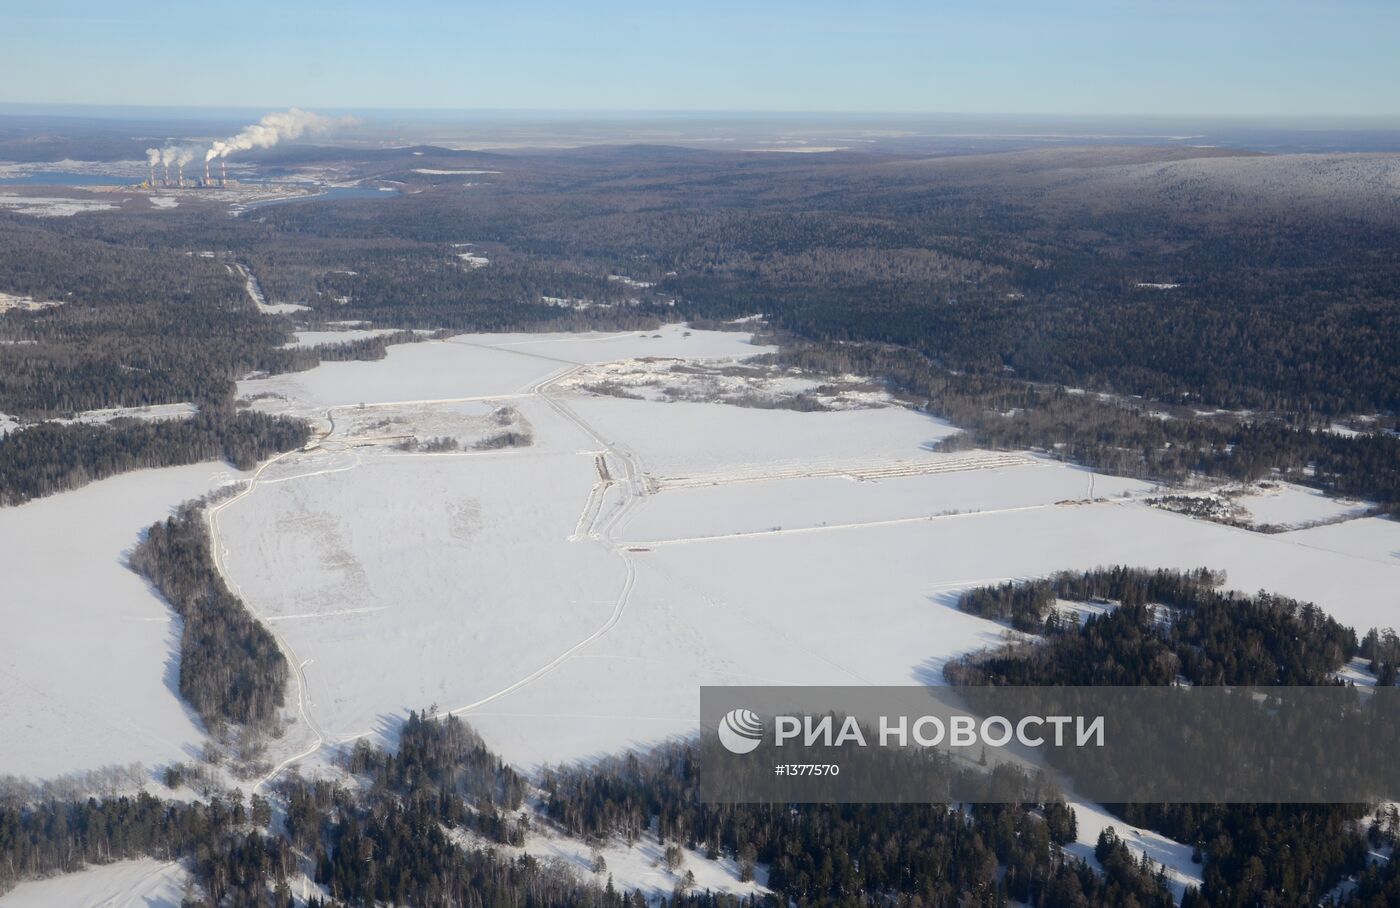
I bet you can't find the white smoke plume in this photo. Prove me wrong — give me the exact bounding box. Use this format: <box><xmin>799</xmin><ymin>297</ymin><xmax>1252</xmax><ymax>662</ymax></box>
<box><xmin>142</xmin><ymin>109</ymin><xmax>349</xmax><ymax>183</ymax></box>
<box><xmin>156</xmin><ymin>145</ymin><xmax>200</xmax><ymax>167</ymax></box>
<box><xmin>205</xmin><ymin>108</ymin><xmax>346</xmax><ymax>162</ymax></box>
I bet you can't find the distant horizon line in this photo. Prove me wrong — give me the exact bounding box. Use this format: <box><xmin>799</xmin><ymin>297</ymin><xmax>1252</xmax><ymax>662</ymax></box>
<box><xmin>2</xmin><ymin>101</ymin><xmax>1399</xmax><ymax>126</ymax></box>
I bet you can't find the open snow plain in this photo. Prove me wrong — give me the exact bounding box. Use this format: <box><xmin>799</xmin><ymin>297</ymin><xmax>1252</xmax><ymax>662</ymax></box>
<box><xmin>217</xmin><ymin>325</ymin><xmax>1400</xmax><ymax>777</ymax></box>
<box><xmin>0</xmin><ymin>463</ymin><xmax>246</xmax><ymax>778</ymax></box>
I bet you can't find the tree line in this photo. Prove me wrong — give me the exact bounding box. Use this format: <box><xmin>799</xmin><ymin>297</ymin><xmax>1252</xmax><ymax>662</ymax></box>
<box><xmin>772</xmin><ymin>341</ymin><xmax>1400</xmax><ymax>515</ymax></box>
<box><xmin>0</xmin><ymin>410</ymin><xmax>308</xmax><ymax>506</ymax></box>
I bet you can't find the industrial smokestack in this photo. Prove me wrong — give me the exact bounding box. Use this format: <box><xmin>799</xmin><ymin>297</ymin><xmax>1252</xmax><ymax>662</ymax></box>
<box><xmin>204</xmin><ymin>160</ymin><xmax>211</xmax><ymax>185</ymax></box>
<box><xmin>163</xmin><ymin>162</ymin><xmax>171</xmax><ymax>188</ymax></box>
<box><xmin>145</xmin><ymin>148</ymin><xmax>160</xmax><ymax>188</ymax></box>
<box><xmin>221</xmin><ymin>160</ymin><xmax>228</xmax><ymax>188</ymax></box>
<box><xmin>177</xmin><ymin>162</ymin><xmax>184</xmax><ymax>188</ymax></box>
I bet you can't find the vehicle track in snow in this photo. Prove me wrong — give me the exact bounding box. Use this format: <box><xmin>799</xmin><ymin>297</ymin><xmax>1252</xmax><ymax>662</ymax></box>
<box><xmin>207</xmin><ymin>347</ymin><xmax>654</xmax><ymax>782</ymax></box>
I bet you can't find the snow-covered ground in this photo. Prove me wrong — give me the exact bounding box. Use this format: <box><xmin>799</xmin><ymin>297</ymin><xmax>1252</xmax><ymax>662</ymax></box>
<box><xmin>230</xmin><ymin>262</ymin><xmax>310</xmax><ymax>315</ymax></box>
<box><xmin>451</xmin><ymin>325</ymin><xmax>768</xmax><ymax>363</ymax></box>
<box><xmin>1068</xmin><ymin>800</ymin><xmax>1202</xmax><ymax>898</ymax></box>
<box><xmin>215</xmin><ymin>326</ymin><xmax>1400</xmax><ymax>777</ymax></box>
<box><xmin>283</xmin><ymin>328</ymin><xmax>402</xmax><ymax>349</ymax></box>
<box><xmin>0</xmin><ymin>194</ymin><xmax>120</xmax><ymax>216</ymax></box>
<box><xmin>0</xmin><ymin>291</ymin><xmax>63</xmax><ymax>313</ymax></box>
<box><xmin>59</xmin><ymin>402</ymin><xmax>197</xmax><ymax>426</ymax></box>
<box><xmin>566</xmin><ymin>396</ymin><xmax>963</xmax><ymax>484</ymax></box>
<box><xmin>460</xmin><ymin>494</ymin><xmax>1400</xmax><ymax>768</ymax></box>
<box><xmin>0</xmin><ymin>858</ymin><xmax>190</xmax><ymax>907</ymax></box>
<box><xmin>6</xmin><ymin>322</ymin><xmax>1395</xmax><ymax>902</ymax></box>
<box><xmin>461</xmin><ymin>810</ymin><xmax>769</xmax><ymax>901</ymax></box>
<box><xmin>0</xmin><ymin>403</ymin><xmax>195</xmax><ymax>437</ymax></box>
<box><xmin>558</xmin><ymin>358</ymin><xmax>891</xmax><ymax>410</ymax></box>
<box><xmin>240</xmin><ymin>340</ymin><xmax>556</xmax><ymax>410</ymax></box>
<box><xmin>1283</xmin><ymin>515</ymin><xmax>1400</xmax><ymax>567</ymax></box>
<box><xmin>239</xmin><ymin>326</ymin><xmax>767</xmax><ymax>413</ymax></box>
<box><xmin>0</xmin><ymin>464</ymin><xmax>243</xmax><ymax>778</ymax></box>
<box><xmin>1230</xmin><ymin>481</ymin><xmax>1369</xmax><ymax>529</ymax></box>
<box><xmin>621</xmin><ymin>460</ymin><xmax>1149</xmax><ymax>542</ymax></box>
<box><xmin>216</xmin><ymin>451</ymin><xmax>624</xmax><ymax>746</ymax></box>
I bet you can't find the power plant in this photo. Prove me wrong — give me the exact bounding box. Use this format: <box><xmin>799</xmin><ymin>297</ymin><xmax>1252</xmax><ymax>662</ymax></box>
<box><xmin>143</xmin><ymin>145</ymin><xmax>234</xmax><ymax>189</ymax></box>
<box><xmin>140</xmin><ymin>107</ymin><xmax>343</xmax><ymax>191</ymax></box>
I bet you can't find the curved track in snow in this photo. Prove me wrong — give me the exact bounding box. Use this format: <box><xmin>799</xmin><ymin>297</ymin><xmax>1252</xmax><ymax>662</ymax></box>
<box><xmin>206</xmin><ymin>345</ymin><xmax>656</xmax><ymax>787</ymax></box>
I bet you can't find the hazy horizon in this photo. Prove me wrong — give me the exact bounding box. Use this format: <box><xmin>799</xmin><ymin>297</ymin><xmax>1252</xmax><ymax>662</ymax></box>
<box><xmin>5</xmin><ymin>1</ymin><xmax>1399</xmax><ymax>117</ymax></box>
<box><xmin>5</xmin><ymin>103</ymin><xmax>1400</xmax><ymax>127</ymax></box>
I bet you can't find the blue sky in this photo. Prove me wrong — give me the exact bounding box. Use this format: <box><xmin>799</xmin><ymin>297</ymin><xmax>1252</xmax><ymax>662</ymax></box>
<box><xmin>4</xmin><ymin>0</ymin><xmax>1398</xmax><ymax>115</ymax></box>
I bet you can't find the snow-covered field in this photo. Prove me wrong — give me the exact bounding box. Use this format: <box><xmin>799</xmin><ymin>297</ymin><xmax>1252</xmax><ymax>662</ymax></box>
<box><xmin>1283</xmin><ymin>515</ymin><xmax>1400</xmax><ymax>567</ymax></box>
<box><xmin>0</xmin><ymin>858</ymin><xmax>189</xmax><ymax>907</ymax></box>
<box><xmin>1231</xmin><ymin>481</ymin><xmax>1369</xmax><ymax>529</ymax></box>
<box><xmin>567</xmin><ymin>396</ymin><xmax>964</xmax><ymax>484</ymax></box>
<box><xmin>0</xmin><ymin>463</ymin><xmax>244</xmax><ymax>778</ymax></box>
<box><xmin>4</xmin><ymin>322</ymin><xmax>1395</xmax><ymax>901</ymax></box>
<box><xmin>460</xmin><ymin>493</ymin><xmax>1400</xmax><ymax>768</ymax></box>
<box><xmin>239</xmin><ymin>325</ymin><xmax>767</xmax><ymax>412</ymax></box>
<box><xmin>215</xmin><ymin>326</ymin><xmax>1400</xmax><ymax>775</ymax></box>
<box><xmin>620</xmin><ymin>460</ymin><xmax>1149</xmax><ymax>541</ymax></box>
<box><xmin>216</xmin><ymin>452</ymin><xmax>625</xmax><ymax>744</ymax></box>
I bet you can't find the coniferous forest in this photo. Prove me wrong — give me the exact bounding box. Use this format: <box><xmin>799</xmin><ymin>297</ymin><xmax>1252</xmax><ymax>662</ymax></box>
<box><xmin>949</xmin><ymin>567</ymin><xmax>1398</xmax><ymax>907</ymax></box>
<box><xmin>129</xmin><ymin>505</ymin><xmax>288</xmax><ymax>730</ymax></box>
